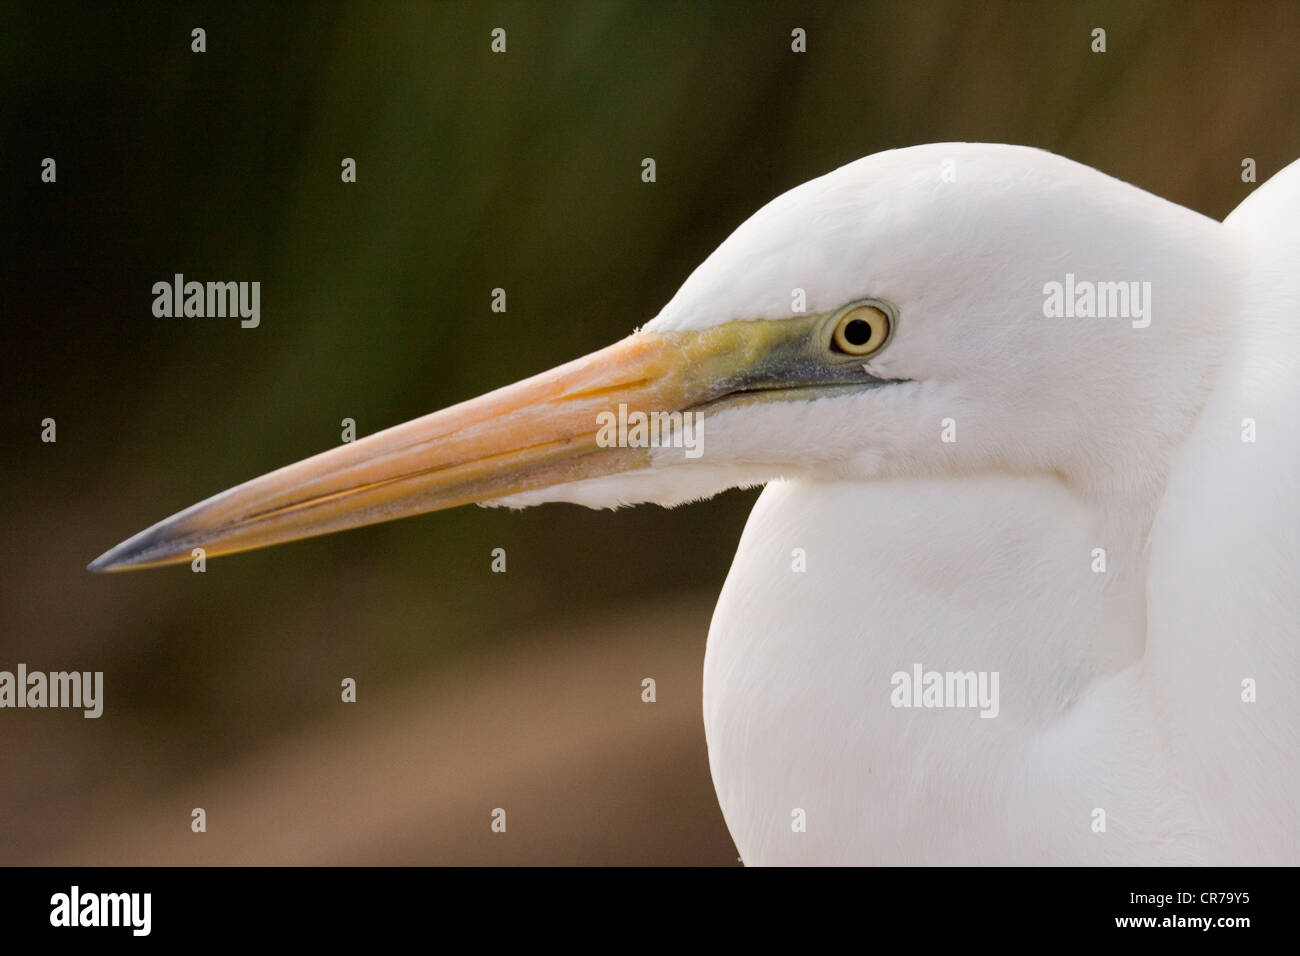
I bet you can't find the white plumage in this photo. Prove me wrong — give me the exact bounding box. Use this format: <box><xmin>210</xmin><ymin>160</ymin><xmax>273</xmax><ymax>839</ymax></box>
<box><xmin>691</xmin><ymin>145</ymin><xmax>1299</xmax><ymax>864</ymax></box>
<box><xmin>533</xmin><ymin>144</ymin><xmax>1299</xmax><ymax>863</ymax></box>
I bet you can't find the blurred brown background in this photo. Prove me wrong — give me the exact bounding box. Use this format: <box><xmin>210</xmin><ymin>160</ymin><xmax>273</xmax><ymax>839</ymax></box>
<box><xmin>2</xmin><ymin>1</ymin><xmax>1298</xmax><ymax>865</ymax></box>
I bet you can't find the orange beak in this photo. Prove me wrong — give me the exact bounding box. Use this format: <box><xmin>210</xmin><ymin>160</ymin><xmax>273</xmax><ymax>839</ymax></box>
<box><xmin>89</xmin><ymin>330</ymin><xmax>716</xmax><ymax>571</ymax></box>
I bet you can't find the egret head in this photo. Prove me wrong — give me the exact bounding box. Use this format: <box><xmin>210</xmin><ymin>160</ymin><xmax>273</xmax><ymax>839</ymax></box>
<box><xmin>90</xmin><ymin>143</ymin><xmax>1236</xmax><ymax>572</ymax></box>
<box><xmin>512</xmin><ymin>143</ymin><xmax>1236</xmax><ymax>509</ymax></box>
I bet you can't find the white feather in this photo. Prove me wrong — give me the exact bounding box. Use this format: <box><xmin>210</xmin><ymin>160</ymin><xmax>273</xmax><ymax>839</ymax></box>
<box><xmin>505</xmin><ymin>145</ymin><xmax>1298</xmax><ymax>863</ymax></box>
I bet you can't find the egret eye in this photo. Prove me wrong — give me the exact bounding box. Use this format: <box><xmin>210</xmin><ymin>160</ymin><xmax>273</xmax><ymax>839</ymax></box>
<box><xmin>831</xmin><ymin>304</ymin><xmax>891</xmax><ymax>356</ymax></box>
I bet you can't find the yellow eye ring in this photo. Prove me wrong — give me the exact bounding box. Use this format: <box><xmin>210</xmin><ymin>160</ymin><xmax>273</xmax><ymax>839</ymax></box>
<box><xmin>831</xmin><ymin>303</ymin><xmax>892</xmax><ymax>356</ymax></box>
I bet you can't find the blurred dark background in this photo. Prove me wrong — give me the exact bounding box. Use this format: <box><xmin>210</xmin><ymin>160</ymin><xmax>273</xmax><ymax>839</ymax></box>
<box><xmin>2</xmin><ymin>1</ymin><xmax>1297</xmax><ymax>864</ymax></box>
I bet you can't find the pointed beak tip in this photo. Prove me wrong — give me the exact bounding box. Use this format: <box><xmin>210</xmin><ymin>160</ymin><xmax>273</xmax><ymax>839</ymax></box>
<box><xmin>87</xmin><ymin>529</ymin><xmax>173</xmax><ymax>573</ymax></box>
<box><xmin>87</xmin><ymin>547</ymin><xmax>129</xmax><ymax>573</ymax></box>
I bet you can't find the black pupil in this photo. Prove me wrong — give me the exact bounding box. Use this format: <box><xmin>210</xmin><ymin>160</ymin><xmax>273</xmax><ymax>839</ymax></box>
<box><xmin>844</xmin><ymin>318</ymin><xmax>874</xmax><ymax>346</ymax></box>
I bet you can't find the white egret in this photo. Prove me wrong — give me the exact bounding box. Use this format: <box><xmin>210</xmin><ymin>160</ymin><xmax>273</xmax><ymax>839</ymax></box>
<box><xmin>91</xmin><ymin>144</ymin><xmax>1299</xmax><ymax>865</ymax></box>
